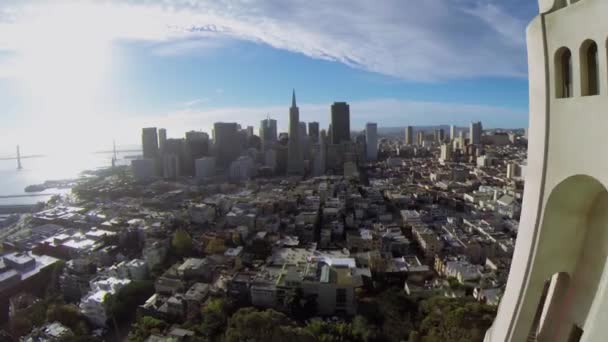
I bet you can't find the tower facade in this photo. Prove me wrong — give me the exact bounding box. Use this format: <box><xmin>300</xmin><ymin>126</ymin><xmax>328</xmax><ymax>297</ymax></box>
<box><xmin>260</xmin><ymin>117</ymin><xmax>277</xmax><ymax>151</ymax></box>
<box><xmin>485</xmin><ymin>1</ymin><xmax>608</xmax><ymax>341</ymax></box>
<box><xmin>365</xmin><ymin>122</ymin><xmax>378</xmax><ymax>161</ymax></box>
<box><xmin>142</xmin><ymin>127</ymin><xmax>159</xmax><ymax>160</ymax></box>
<box><xmin>470</xmin><ymin>121</ymin><xmax>482</xmax><ymax>145</ymax></box>
<box><xmin>158</xmin><ymin>128</ymin><xmax>167</xmax><ymax>153</ymax></box>
<box><xmin>287</xmin><ymin>90</ymin><xmax>303</xmax><ymax>174</ymax></box>
<box><xmin>405</xmin><ymin>126</ymin><xmax>413</xmax><ymax>145</ymax></box>
<box><xmin>330</xmin><ymin>102</ymin><xmax>350</xmax><ymax>144</ymax></box>
<box><xmin>308</xmin><ymin>122</ymin><xmax>320</xmax><ymax>143</ymax></box>
<box><xmin>213</xmin><ymin>122</ymin><xmax>241</xmax><ymax>169</ymax></box>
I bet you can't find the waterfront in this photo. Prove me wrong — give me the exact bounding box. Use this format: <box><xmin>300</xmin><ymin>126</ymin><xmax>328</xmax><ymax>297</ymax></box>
<box><xmin>0</xmin><ymin>152</ymin><xmax>135</xmax><ymax>205</ymax></box>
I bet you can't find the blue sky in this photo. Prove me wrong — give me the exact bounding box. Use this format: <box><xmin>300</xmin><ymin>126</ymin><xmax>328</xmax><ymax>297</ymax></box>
<box><xmin>0</xmin><ymin>0</ymin><xmax>538</xmax><ymax>154</ymax></box>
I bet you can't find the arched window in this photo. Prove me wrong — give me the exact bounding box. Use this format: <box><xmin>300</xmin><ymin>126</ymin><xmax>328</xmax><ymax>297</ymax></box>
<box><xmin>580</xmin><ymin>40</ymin><xmax>599</xmax><ymax>96</ymax></box>
<box><xmin>555</xmin><ymin>47</ymin><xmax>572</xmax><ymax>98</ymax></box>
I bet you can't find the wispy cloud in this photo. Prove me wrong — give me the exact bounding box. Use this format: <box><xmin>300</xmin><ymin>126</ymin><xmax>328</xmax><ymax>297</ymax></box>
<box><xmin>0</xmin><ymin>0</ymin><xmax>533</xmax><ymax>81</ymax></box>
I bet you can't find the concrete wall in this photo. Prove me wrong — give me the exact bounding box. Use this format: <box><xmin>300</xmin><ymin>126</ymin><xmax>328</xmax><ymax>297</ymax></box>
<box><xmin>486</xmin><ymin>0</ymin><xmax>608</xmax><ymax>341</ymax></box>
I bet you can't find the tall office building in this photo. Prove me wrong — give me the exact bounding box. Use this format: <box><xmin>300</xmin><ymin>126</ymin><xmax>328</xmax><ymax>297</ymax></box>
<box><xmin>405</xmin><ymin>126</ymin><xmax>413</xmax><ymax>145</ymax></box>
<box><xmin>330</xmin><ymin>102</ymin><xmax>351</xmax><ymax>144</ymax></box>
<box><xmin>308</xmin><ymin>122</ymin><xmax>320</xmax><ymax>143</ymax></box>
<box><xmin>365</xmin><ymin>123</ymin><xmax>378</xmax><ymax>161</ymax></box>
<box><xmin>287</xmin><ymin>90</ymin><xmax>303</xmax><ymax>174</ymax></box>
<box><xmin>485</xmin><ymin>1</ymin><xmax>608</xmax><ymax>341</ymax></box>
<box><xmin>158</xmin><ymin>128</ymin><xmax>167</xmax><ymax>153</ymax></box>
<box><xmin>439</xmin><ymin>143</ymin><xmax>452</xmax><ymax>162</ymax></box>
<box><xmin>142</xmin><ymin>127</ymin><xmax>159</xmax><ymax>160</ymax></box>
<box><xmin>449</xmin><ymin>125</ymin><xmax>456</xmax><ymax>141</ymax></box>
<box><xmin>434</xmin><ymin>129</ymin><xmax>445</xmax><ymax>143</ymax></box>
<box><xmin>317</xmin><ymin>129</ymin><xmax>328</xmax><ymax>175</ymax></box>
<box><xmin>416</xmin><ymin>131</ymin><xmax>425</xmax><ymax>146</ymax></box>
<box><xmin>470</xmin><ymin>121</ymin><xmax>482</xmax><ymax>145</ymax></box>
<box><xmin>299</xmin><ymin>122</ymin><xmax>310</xmax><ymax>161</ymax></box>
<box><xmin>213</xmin><ymin>122</ymin><xmax>241</xmax><ymax>169</ymax></box>
<box><xmin>184</xmin><ymin>131</ymin><xmax>209</xmax><ymax>176</ymax></box>
<box><xmin>260</xmin><ymin>117</ymin><xmax>277</xmax><ymax>142</ymax></box>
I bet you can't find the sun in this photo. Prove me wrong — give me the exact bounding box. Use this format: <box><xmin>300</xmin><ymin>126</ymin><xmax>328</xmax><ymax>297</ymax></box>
<box><xmin>9</xmin><ymin>3</ymin><xmax>115</xmax><ymax>152</ymax></box>
<box><xmin>11</xmin><ymin>4</ymin><xmax>113</xmax><ymax>119</ymax></box>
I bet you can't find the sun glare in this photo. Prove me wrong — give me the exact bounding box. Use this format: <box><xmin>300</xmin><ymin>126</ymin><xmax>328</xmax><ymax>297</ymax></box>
<box><xmin>9</xmin><ymin>3</ymin><xmax>114</xmax><ymax>153</ymax></box>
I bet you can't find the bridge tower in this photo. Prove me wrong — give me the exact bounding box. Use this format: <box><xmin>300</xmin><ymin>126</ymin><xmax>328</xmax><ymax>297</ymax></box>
<box><xmin>16</xmin><ymin>145</ymin><xmax>22</xmax><ymax>170</ymax></box>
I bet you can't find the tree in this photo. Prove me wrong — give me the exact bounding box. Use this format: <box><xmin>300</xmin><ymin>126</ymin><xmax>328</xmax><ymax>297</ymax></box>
<box><xmin>199</xmin><ymin>298</ymin><xmax>229</xmax><ymax>339</ymax></box>
<box><xmin>204</xmin><ymin>238</ymin><xmax>226</xmax><ymax>255</ymax></box>
<box><xmin>46</xmin><ymin>304</ymin><xmax>89</xmax><ymax>334</ymax></box>
<box><xmin>172</xmin><ymin>229</ymin><xmax>194</xmax><ymax>257</ymax></box>
<box><xmin>224</xmin><ymin>308</ymin><xmax>313</xmax><ymax>342</ymax></box>
<box><xmin>417</xmin><ymin>297</ymin><xmax>496</xmax><ymax>342</ymax></box>
<box><xmin>285</xmin><ymin>288</ymin><xmax>317</xmax><ymax>321</ymax></box>
<box><xmin>129</xmin><ymin>316</ymin><xmax>168</xmax><ymax>341</ymax></box>
<box><xmin>105</xmin><ymin>280</ymin><xmax>155</xmax><ymax>322</ymax></box>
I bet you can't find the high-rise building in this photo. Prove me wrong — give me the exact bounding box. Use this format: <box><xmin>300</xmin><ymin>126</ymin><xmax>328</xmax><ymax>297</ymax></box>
<box><xmin>287</xmin><ymin>90</ymin><xmax>303</xmax><ymax>174</ymax></box>
<box><xmin>449</xmin><ymin>125</ymin><xmax>456</xmax><ymax>141</ymax></box>
<box><xmin>470</xmin><ymin>121</ymin><xmax>482</xmax><ymax>145</ymax></box>
<box><xmin>330</xmin><ymin>102</ymin><xmax>350</xmax><ymax>144</ymax></box>
<box><xmin>314</xmin><ymin>129</ymin><xmax>328</xmax><ymax>176</ymax></box>
<box><xmin>213</xmin><ymin>122</ymin><xmax>241</xmax><ymax>169</ymax></box>
<box><xmin>365</xmin><ymin>123</ymin><xmax>378</xmax><ymax>161</ymax></box>
<box><xmin>439</xmin><ymin>143</ymin><xmax>452</xmax><ymax>162</ymax></box>
<box><xmin>158</xmin><ymin>128</ymin><xmax>167</xmax><ymax>153</ymax></box>
<box><xmin>405</xmin><ymin>126</ymin><xmax>413</xmax><ymax>145</ymax></box>
<box><xmin>195</xmin><ymin>157</ymin><xmax>216</xmax><ymax>180</ymax></box>
<box><xmin>142</xmin><ymin>127</ymin><xmax>159</xmax><ymax>160</ymax></box>
<box><xmin>183</xmin><ymin>131</ymin><xmax>209</xmax><ymax>176</ymax></box>
<box><xmin>308</xmin><ymin>122</ymin><xmax>320</xmax><ymax>143</ymax></box>
<box><xmin>416</xmin><ymin>131</ymin><xmax>425</xmax><ymax>146</ymax></box>
<box><xmin>260</xmin><ymin>117</ymin><xmax>277</xmax><ymax>144</ymax></box>
<box><xmin>245</xmin><ymin>126</ymin><xmax>254</xmax><ymax>137</ymax></box>
<box><xmin>485</xmin><ymin>2</ymin><xmax>608</xmax><ymax>341</ymax></box>
<box><xmin>434</xmin><ymin>129</ymin><xmax>445</xmax><ymax>143</ymax></box>
<box><xmin>299</xmin><ymin>122</ymin><xmax>310</xmax><ymax>161</ymax></box>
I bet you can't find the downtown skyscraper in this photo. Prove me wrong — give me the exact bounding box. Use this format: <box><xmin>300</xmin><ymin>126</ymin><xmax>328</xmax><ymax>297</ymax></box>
<box><xmin>470</xmin><ymin>121</ymin><xmax>483</xmax><ymax>145</ymax></box>
<box><xmin>365</xmin><ymin>123</ymin><xmax>378</xmax><ymax>161</ymax></box>
<box><xmin>330</xmin><ymin>102</ymin><xmax>350</xmax><ymax>144</ymax></box>
<box><xmin>405</xmin><ymin>126</ymin><xmax>413</xmax><ymax>145</ymax></box>
<box><xmin>287</xmin><ymin>90</ymin><xmax>303</xmax><ymax>174</ymax></box>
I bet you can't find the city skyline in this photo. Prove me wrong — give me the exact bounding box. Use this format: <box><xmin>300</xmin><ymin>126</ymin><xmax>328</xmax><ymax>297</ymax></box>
<box><xmin>0</xmin><ymin>0</ymin><xmax>534</xmax><ymax>155</ymax></box>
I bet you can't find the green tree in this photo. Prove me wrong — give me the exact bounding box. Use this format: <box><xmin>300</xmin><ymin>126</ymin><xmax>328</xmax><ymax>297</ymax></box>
<box><xmin>418</xmin><ymin>297</ymin><xmax>495</xmax><ymax>342</ymax></box>
<box><xmin>128</xmin><ymin>316</ymin><xmax>168</xmax><ymax>341</ymax></box>
<box><xmin>46</xmin><ymin>304</ymin><xmax>89</xmax><ymax>334</ymax></box>
<box><xmin>172</xmin><ymin>229</ymin><xmax>194</xmax><ymax>257</ymax></box>
<box><xmin>105</xmin><ymin>280</ymin><xmax>155</xmax><ymax>322</ymax></box>
<box><xmin>224</xmin><ymin>308</ymin><xmax>313</xmax><ymax>342</ymax></box>
<box><xmin>199</xmin><ymin>298</ymin><xmax>229</xmax><ymax>340</ymax></box>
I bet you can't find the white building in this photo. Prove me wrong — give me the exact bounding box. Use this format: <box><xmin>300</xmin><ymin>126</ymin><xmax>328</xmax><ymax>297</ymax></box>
<box><xmin>486</xmin><ymin>1</ymin><xmax>608</xmax><ymax>341</ymax></box>
<box><xmin>229</xmin><ymin>156</ymin><xmax>255</xmax><ymax>181</ymax></box>
<box><xmin>80</xmin><ymin>277</ymin><xmax>131</xmax><ymax>326</ymax></box>
<box><xmin>131</xmin><ymin>159</ymin><xmax>156</xmax><ymax>182</ymax></box>
<box><xmin>440</xmin><ymin>143</ymin><xmax>452</xmax><ymax>163</ymax></box>
<box><xmin>162</xmin><ymin>154</ymin><xmax>180</xmax><ymax>179</ymax></box>
<box><xmin>195</xmin><ymin>157</ymin><xmax>216</xmax><ymax>180</ymax></box>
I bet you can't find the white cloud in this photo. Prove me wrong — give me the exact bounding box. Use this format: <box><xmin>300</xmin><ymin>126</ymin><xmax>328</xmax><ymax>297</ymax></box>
<box><xmin>0</xmin><ymin>0</ymin><xmax>532</xmax><ymax>81</ymax></box>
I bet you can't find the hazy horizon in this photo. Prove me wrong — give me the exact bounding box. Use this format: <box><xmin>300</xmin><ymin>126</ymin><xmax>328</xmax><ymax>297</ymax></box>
<box><xmin>0</xmin><ymin>0</ymin><xmax>535</xmax><ymax>155</ymax></box>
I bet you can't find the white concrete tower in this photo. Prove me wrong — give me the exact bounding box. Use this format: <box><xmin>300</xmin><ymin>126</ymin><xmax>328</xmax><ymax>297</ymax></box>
<box><xmin>287</xmin><ymin>89</ymin><xmax>303</xmax><ymax>174</ymax></box>
<box><xmin>485</xmin><ymin>1</ymin><xmax>608</xmax><ymax>342</ymax></box>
